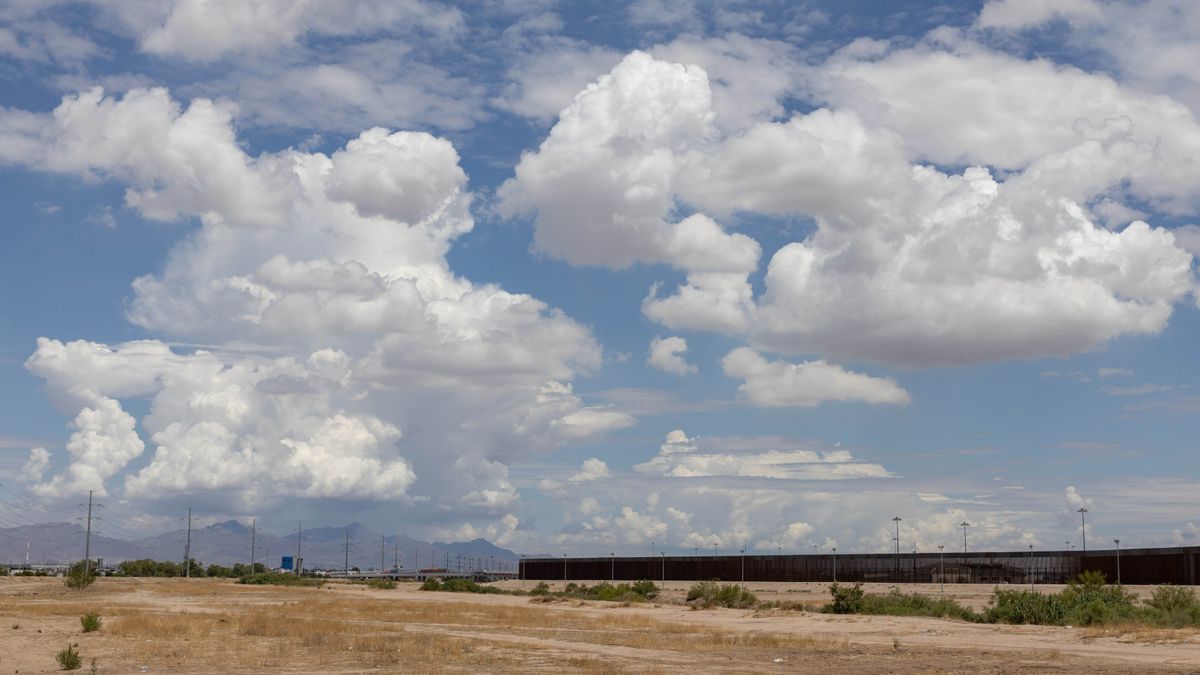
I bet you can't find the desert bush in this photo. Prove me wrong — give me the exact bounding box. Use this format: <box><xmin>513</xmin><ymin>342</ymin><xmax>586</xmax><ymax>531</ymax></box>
<box><xmin>56</xmin><ymin>644</ymin><xmax>82</xmax><ymax>670</ymax></box>
<box><xmin>860</xmin><ymin>589</ymin><xmax>978</xmax><ymax>621</ymax></box>
<box><xmin>80</xmin><ymin>613</ymin><xmax>101</xmax><ymax>633</ymax></box>
<box><xmin>1144</xmin><ymin>585</ymin><xmax>1200</xmax><ymax>627</ymax></box>
<box><xmin>826</xmin><ymin>583</ymin><xmax>864</xmax><ymax>614</ymax></box>
<box><xmin>420</xmin><ymin>578</ymin><xmax>504</xmax><ymax>594</ymax></box>
<box><xmin>0</xmin><ymin>565</ymin><xmax>8</xmax><ymax>576</ymax></box>
<box><xmin>367</xmin><ymin>578</ymin><xmax>397</xmax><ymax>590</ymax></box>
<box><xmin>65</xmin><ymin>563</ymin><xmax>96</xmax><ymax>590</ymax></box>
<box><xmin>1059</xmin><ymin>571</ymin><xmax>1137</xmax><ymax>626</ymax></box>
<box><xmin>631</xmin><ymin>579</ymin><xmax>660</xmax><ymax>599</ymax></box>
<box><xmin>237</xmin><ymin>572</ymin><xmax>323</xmax><ymax>587</ymax></box>
<box><xmin>686</xmin><ymin>581</ymin><xmax>757</xmax><ymax>609</ymax></box>
<box><xmin>530</xmin><ymin>581</ymin><xmax>551</xmax><ymax>595</ymax></box>
<box><xmin>986</xmin><ymin>590</ymin><xmax>1067</xmax><ymax>625</ymax></box>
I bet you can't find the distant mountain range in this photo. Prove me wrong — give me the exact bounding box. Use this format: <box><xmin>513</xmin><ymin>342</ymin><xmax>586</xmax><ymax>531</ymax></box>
<box><xmin>0</xmin><ymin>521</ymin><xmax>518</xmax><ymax>571</ymax></box>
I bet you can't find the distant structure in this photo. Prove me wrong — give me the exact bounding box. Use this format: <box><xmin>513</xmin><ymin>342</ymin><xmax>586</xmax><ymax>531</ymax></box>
<box><xmin>521</xmin><ymin>546</ymin><xmax>1200</xmax><ymax>585</ymax></box>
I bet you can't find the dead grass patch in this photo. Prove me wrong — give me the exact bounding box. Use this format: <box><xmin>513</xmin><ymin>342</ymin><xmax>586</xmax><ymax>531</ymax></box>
<box><xmin>1081</xmin><ymin>624</ymin><xmax>1200</xmax><ymax>644</ymax></box>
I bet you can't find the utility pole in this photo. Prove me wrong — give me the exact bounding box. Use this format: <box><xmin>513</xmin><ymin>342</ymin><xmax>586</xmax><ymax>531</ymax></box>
<box><xmin>382</xmin><ymin>535</ymin><xmax>386</xmax><ymax>573</ymax></box>
<box><xmin>1114</xmin><ymin>539</ymin><xmax>1121</xmax><ymax>584</ymax></box>
<box><xmin>892</xmin><ymin>516</ymin><xmax>902</xmax><ymax>582</ymax></box>
<box><xmin>344</xmin><ymin>528</ymin><xmax>350</xmax><ymax>577</ymax></box>
<box><xmin>394</xmin><ymin>543</ymin><xmax>399</xmax><ymax>573</ymax></box>
<box><xmin>296</xmin><ymin>521</ymin><xmax>303</xmax><ymax>575</ymax></box>
<box><xmin>250</xmin><ymin>518</ymin><xmax>256</xmax><ymax>570</ymax></box>
<box><xmin>938</xmin><ymin>544</ymin><xmax>944</xmax><ymax>593</ymax></box>
<box><xmin>82</xmin><ymin>490</ymin><xmax>94</xmax><ymax>576</ymax></box>
<box><xmin>1078</xmin><ymin>508</ymin><xmax>1088</xmax><ymax>552</ymax></box>
<box><xmin>184</xmin><ymin>507</ymin><xmax>192</xmax><ymax>578</ymax></box>
<box><xmin>25</xmin><ymin>534</ymin><xmax>30</xmax><ymax>567</ymax></box>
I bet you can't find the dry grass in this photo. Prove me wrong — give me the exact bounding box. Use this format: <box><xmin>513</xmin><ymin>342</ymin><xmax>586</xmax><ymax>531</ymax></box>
<box><xmin>1081</xmin><ymin>624</ymin><xmax>1200</xmax><ymax>644</ymax></box>
<box><xmin>6</xmin><ymin>577</ymin><xmax>1194</xmax><ymax>673</ymax></box>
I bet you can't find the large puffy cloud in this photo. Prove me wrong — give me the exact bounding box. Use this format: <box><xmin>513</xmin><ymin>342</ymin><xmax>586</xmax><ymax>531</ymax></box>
<box><xmin>19</xmin><ymin>87</ymin><xmax>287</xmax><ymax>228</ymax></box>
<box><xmin>498</xmin><ymin>52</ymin><xmax>753</xmax><ymax>272</ymax></box>
<box><xmin>978</xmin><ymin>1</ymin><xmax>1200</xmax><ymax>121</ymax></box>
<box><xmin>9</xmin><ymin>86</ymin><xmax>621</xmax><ymax>518</ymax></box>
<box><xmin>721</xmin><ymin>348</ymin><xmax>910</xmax><ymax>407</ymax></box>
<box><xmin>812</xmin><ymin>36</ymin><xmax>1200</xmax><ymax>212</ymax></box>
<box><xmin>507</xmin><ymin>49</ymin><xmax>1197</xmax><ymax>367</ymax></box>
<box><xmin>28</xmin><ymin>397</ymin><xmax>144</xmax><ymax>498</ymax></box>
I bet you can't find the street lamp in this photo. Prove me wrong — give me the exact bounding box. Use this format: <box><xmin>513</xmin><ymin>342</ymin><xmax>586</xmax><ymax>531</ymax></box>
<box><xmin>1114</xmin><ymin>539</ymin><xmax>1121</xmax><ymax>585</ymax></box>
<box><xmin>892</xmin><ymin>516</ymin><xmax>902</xmax><ymax>582</ymax></box>
<box><xmin>937</xmin><ymin>544</ymin><xmax>944</xmax><ymax>593</ymax></box>
<box><xmin>740</xmin><ymin>545</ymin><xmax>746</xmax><ymax>586</ymax></box>
<box><xmin>1028</xmin><ymin>544</ymin><xmax>1034</xmax><ymax>591</ymax></box>
<box><xmin>661</xmin><ymin>552</ymin><xmax>666</xmax><ymax>582</ymax></box>
<box><xmin>1078</xmin><ymin>508</ymin><xmax>1088</xmax><ymax>552</ymax></box>
<box><xmin>563</xmin><ymin>553</ymin><xmax>567</xmax><ymax>583</ymax></box>
<box><xmin>610</xmin><ymin>552</ymin><xmax>614</xmax><ymax>582</ymax></box>
<box><xmin>832</xmin><ymin>547</ymin><xmax>837</xmax><ymax>583</ymax></box>
<box><xmin>960</xmin><ymin>522</ymin><xmax>970</xmax><ymax>554</ymax></box>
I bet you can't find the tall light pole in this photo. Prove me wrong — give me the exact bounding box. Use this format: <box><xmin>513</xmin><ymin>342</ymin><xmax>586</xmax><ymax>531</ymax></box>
<box><xmin>892</xmin><ymin>516</ymin><xmax>902</xmax><ymax>582</ymax></box>
<box><xmin>937</xmin><ymin>544</ymin><xmax>944</xmax><ymax>593</ymax></box>
<box><xmin>1078</xmin><ymin>508</ymin><xmax>1088</xmax><ymax>552</ymax></box>
<box><xmin>1028</xmin><ymin>544</ymin><xmax>1034</xmax><ymax>591</ymax></box>
<box><xmin>740</xmin><ymin>544</ymin><xmax>745</xmax><ymax>586</ymax></box>
<box><xmin>960</xmin><ymin>522</ymin><xmax>970</xmax><ymax>554</ymax></box>
<box><xmin>610</xmin><ymin>552</ymin><xmax>614</xmax><ymax>582</ymax></box>
<box><xmin>563</xmin><ymin>553</ymin><xmax>567</xmax><ymax>583</ymax></box>
<box><xmin>832</xmin><ymin>547</ymin><xmax>837</xmax><ymax>583</ymax></box>
<box><xmin>661</xmin><ymin>552</ymin><xmax>665</xmax><ymax>582</ymax></box>
<box><xmin>1114</xmin><ymin>539</ymin><xmax>1121</xmax><ymax>585</ymax></box>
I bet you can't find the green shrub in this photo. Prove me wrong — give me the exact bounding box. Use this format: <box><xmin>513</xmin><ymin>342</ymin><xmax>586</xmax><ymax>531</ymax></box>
<box><xmin>56</xmin><ymin>644</ymin><xmax>82</xmax><ymax>670</ymax></box>
<box><xmin>237</xmin><ymin>572</ymin><xmax>323</xmax><ymax>587</ymax></box>
<box><xmin>859</xmin><ymin>588</ymin><xmax>977</xmax><ymax>621</ymax></box>
<box><xmin>79</xmin><ymin>613</ymin><xmax>101</xmax><ymax>633</ymax></box>
<box><xmin>631</xmin><ymin>579</ymin><xmax>660</xmax><ymax>599</ymax></box>
<box><xmin>1145</xmin><ymin>585</ymin><xmax>1200</xmax><ymax>628</ymax></box>
<box><xmin>65</xmin><ymin>563</ymin><xmax>96</xmax><ymax>590</ymax></box>
<box><xmin>686</xmin><ymin>581</ymin><xmax>757</xmax><ymax>609</ymax></box>
<box><xmin>367</xmin><ymin>578</ymin><xmax>397</xmax><ymax>590</ymax></box>
<box><xmin>1059</xmin><ymin>571</ymin><xmax>1137</xmax><ymax>626</ymax></box>
<box><xmin>419</xmin><ymin>578</ymin><xmax>442</xmax><ymax>591</ymax></box>
<box><xmin>206</xmin><ymin>564</ymin><xmax>237</xmax><ymax>578</ymax></box>
<box><xmin>827</xmin><ymin>583</ymin><xmax>864</xmax><ymax>614</ymax></box>
<box><xmin>530</xmin><ymin>582</ymin><xmax>551</xmax><ymax>596</ymax></box>
<box><xmin>986</xmin><ymin>590</ymin><xmax>1067</xmax><ymax>625</ymax></box>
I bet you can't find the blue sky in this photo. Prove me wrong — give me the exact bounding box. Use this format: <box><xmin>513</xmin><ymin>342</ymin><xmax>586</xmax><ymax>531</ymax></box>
<box><xmin>1</xmin><ymin>0</ymin><xmax>1199</xmax><ymax>555</ymax></box>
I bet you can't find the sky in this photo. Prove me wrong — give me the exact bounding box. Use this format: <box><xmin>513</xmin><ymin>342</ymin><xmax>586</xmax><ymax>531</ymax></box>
<box><xmin>1</xmin><ymin>0</ymin><xmax>1199</xmax><ymax>556</ymax></box>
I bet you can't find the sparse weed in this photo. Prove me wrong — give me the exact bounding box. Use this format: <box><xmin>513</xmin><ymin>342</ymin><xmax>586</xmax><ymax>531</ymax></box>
<box><xmin>56</xmin><ymin>644</ymin><xmax>82</xmax><ymax>670</ymax></box>
<box><xmin>80</xmin><ymin>612</ymin><xmax>102</xmax><ymax>632</ymax></box>
<box><xmin>686</xmin><ymin>581</ymin><xmax>757</xmax><ymax>609</ymax></box>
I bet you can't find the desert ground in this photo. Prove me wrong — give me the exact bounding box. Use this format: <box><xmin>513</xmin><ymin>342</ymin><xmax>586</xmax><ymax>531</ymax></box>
<box><xmin>1</xmin><ymin>576</ymin><xmax>1198</xmax><ymax>673</ymax></box>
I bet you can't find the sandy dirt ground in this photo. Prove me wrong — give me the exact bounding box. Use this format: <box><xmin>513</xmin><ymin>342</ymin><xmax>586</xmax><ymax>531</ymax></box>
<box><xmin>1</xmin><ymin>576</ymin><xmax>1197</xmax><ymax>673</ymax></box>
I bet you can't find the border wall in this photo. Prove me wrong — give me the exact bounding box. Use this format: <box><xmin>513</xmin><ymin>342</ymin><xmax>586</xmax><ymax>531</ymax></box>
<box><xmin>519</xmin><ymin>546</ymin><xmax>1200</xmax><ymax>585</ymax></box>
